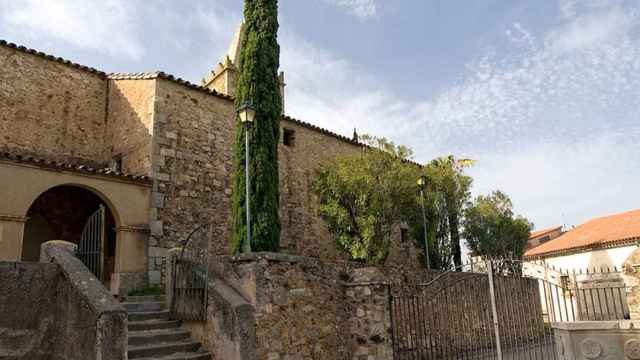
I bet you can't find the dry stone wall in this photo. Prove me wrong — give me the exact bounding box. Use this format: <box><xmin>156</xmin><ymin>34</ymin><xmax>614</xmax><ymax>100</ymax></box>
<box><xmin>0</xmin><ymin>44</ymin><xmax>108</xmax><ymax>165</ymax></box>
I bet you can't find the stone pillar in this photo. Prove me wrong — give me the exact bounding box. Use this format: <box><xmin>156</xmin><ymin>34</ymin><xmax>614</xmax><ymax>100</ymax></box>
<box><xmin>111</xmin><ymin>225</ymin><xmax>149</xmax><ymax>295</ymax></box>
<box><xmin>346</xmin><ymin>267</ymin><xmax>393</xmax><ymax>360</ymax></box>
<box><xmin>0</xmin><ymin>214</ymin><xmax>27</xmax><ymax>261</ymax></box>
<box><xmin>40</xmin><ymin>240</ymin><xmax>77</xmax><ymax>261</ymax></box>
<box><xmin>623</xmin><ymin>249</ymin><xmax>640</xmax><ymax>320</ymax></box>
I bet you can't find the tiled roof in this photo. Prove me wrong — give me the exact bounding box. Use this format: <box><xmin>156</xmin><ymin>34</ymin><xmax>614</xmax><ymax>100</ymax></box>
<box><xmin>0</xmin><ymin>152</ymin><xmax>152</xmax><ymax>184</ymax></box>
<box><xmin>282</xmin><ymin>115</ymin><xmax>362</xmax><ymax>146</ymax></box>
<box><xmin>530</xmin><ymin>226</ymin><xmax>562</xmax><ymax>239</ymax></box>
<box><xmin>107</xmin><ymin>72</ymin><xmax>233</xmax><ymax>100</ymax></box>
<box><xmin>0</xmin><ymin>40</ymin><xmax>106</xmax><ymax>77</ymax></box>
<box><xmin>525</xmin><ymin>209</ymin><xmax>640</xmax><ymax>257</ymax></box>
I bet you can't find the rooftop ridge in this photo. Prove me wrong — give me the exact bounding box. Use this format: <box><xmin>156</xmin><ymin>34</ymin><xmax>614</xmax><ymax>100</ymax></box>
<box><xmin>525</xmin><ymin>208</ymin><xmax>640</xmax><ymax>258</ymax></box>
<box><xmin>0</xmin><ymin>152</ymin><xmax>152</xmax><ymax>185</ymax></box>
<box><xmin>0</xmin><ymin>39</ymin><xmax>106</xmax><ymax>77</ymax></box>
<box><xmin>107</xmin><ymin>71</ymin><xmax>234</xmax><ymax>100</ymax></box>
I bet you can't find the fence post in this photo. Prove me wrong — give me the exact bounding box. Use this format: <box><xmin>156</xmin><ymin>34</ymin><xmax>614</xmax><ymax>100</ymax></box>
<box><xmin>487</xmin><ymin>260</ymin><xmax>503</xmax><ymax>360</ymax></box>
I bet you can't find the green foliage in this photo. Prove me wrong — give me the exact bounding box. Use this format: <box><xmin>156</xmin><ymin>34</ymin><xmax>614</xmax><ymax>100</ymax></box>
<box><xmin>463</xmin><ymin>190</ymin><xmax>532</xmax><ymax>259</ymax></box>
<box><xmin>313</xmin><ymin>136</ymin><xmax>421</xmax><ymax>264</ymax></box>
<box><xmin>232</xmin><ymin>0</ymin><xmax>283</xmax><ymax>253</ymax></box>
<box><xmin>419</xmin><ymin>156</ymin><xmax>473</xmax><ymax>269</ymax></box>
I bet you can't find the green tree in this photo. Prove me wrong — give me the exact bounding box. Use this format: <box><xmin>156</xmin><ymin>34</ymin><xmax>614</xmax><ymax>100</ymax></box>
<box><xmin>232</xmin><ymin>0</ymin><xmax>283</xmax><ymax>253</ymax></box>
<box><xmin>463</xmin><ymin>190</ymin><xmax>532</xmax><ymax>260</ymax></box>
<box><xmin>313</xmin><ymin>136</ymin><xmax>421</xmax><ymax>264</ymax></box>
<box><xmin>424</xmin><ymin>156</ymin><xmax>473</xmax><ymax>268</ymax></box>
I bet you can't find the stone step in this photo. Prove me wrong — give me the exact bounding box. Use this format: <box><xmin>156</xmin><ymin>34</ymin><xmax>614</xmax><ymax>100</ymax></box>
<box><xmin>128</xmin><ymin>341</ymin><xmax>202</xmax><ymax>359</ymax></box>
<box><xmin>129</xmin><ymin>310</ymin><xmax>171</xmax><ymax>322</ymax></box>
<box><xmin>125</xmin><ymin>295</ymin><xmax>166</xmax><ymax>303</ymax></box>
<box><xmin>123</xmin><ymin>302</ymin><xmax>165</xmax><ymax>312</ymax></box>
<box><xmin>128</xmin><ymin>320</ymin><xmax>181</xmax><ymax>332</ymax></box>
<box><xmin>128</xmin><ymin>329</ymin><xmax>191</xmax><ymax>346</ymax></box>
<box><xmin>134</xmin><ymin>351</ymin><xmax>211</xmax><ymax>360</ymax></box>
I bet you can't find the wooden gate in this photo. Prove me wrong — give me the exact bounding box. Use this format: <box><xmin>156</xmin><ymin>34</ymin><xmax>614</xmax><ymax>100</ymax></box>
<box><xmin>77</xmin><ymin>205</ymin><xmax>106</xmax><ymax>280</ymax></box>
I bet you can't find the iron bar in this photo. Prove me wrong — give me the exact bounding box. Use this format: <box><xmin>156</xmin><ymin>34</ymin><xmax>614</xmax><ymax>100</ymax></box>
<box><xmin>487</xmin><ymin>261</ymin><xmax>503</xmax><ymax>360</ymax></box>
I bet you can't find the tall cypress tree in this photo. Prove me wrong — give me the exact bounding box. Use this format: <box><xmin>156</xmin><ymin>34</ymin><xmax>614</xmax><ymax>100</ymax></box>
<box><xmin>232</xmin><ymin>0</ymin><xmax>282</xmax><ymax>253</ymax></box>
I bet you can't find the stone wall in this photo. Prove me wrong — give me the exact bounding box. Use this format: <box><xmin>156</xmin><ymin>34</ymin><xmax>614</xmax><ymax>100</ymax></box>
<box><xmin>149</xmin><ymin>79</ymin><xmax>423</xmax><ymax>269</ymax></box>
<box><xmin>41</xmin><ymin>241</ymin><xmax>127</xmax><ymax>360</ymax></box>
<box><xmin>0</xmin><ymin>261</ymin><xmax>60</xmax><ymax>360</ymax></box>
<box><xmin>106</xmin><ymin>79</ymin><xmax>156</xmax><ymax>175</ymax></box>
<box><xmin>149</xmin><ymin>79</ymin><xmax>236</xmax><ymax>260</ymax></box>
<box><xmin>0</xmin><ymin>242</ymin><xmax>127</xmax><ymax>360</ymax></box>
<box><xmin>205</xmin><ymin>253</ymin><xmax>438</xmax><ymax>360</ymax></box>
<box><xmin>0</xmin><ymin>43</ymin><xmax>108</xmax><ymax>165</ymax></box>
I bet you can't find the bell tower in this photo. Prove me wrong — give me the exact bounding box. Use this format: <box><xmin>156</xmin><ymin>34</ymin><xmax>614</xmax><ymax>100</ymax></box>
<box><xmin>202</xmin><ymin>23</ymin><xmax>286</xmax><ymax>112</ymax></box>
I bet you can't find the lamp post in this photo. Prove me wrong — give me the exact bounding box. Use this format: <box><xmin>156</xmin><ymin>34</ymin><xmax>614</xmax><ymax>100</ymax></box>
<box><xmin>417</xmin><ymin>175</ymin><xmax>431</xmax><ymax>269</ymax></box>
<box><xmin>237</xmin><ymin>101</ymin><xmax>257</xmax><ymax>254</ymax></box>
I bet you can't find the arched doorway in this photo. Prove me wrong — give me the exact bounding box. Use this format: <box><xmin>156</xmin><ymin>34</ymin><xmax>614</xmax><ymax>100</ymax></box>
<box><xmin>22</xmin><ymin>185</ymin><xmax>118</xmax><ymax>284</ymax></box>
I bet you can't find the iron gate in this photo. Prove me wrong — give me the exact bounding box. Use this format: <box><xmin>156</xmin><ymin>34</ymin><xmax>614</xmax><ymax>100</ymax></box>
<box><xmin>170</xmin><ymin>223</ymin><xmax>211</xmax><ymax>321</ymax></box>
<box><xmin>389</xmin><ymin>259</ymin><xmax>631</xmax><ymax>359</ymax></box>
<box><xmin>77</xmin><ymin>205</ymin><xmax>106</xmax><ymax>280</ymax></box>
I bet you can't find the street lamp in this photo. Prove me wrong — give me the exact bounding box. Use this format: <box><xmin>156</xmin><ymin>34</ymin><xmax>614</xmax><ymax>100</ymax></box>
<box><xmin>237</xmin><ymin>101</ymin><xmax>257</xmax><ymax>254</ymax></box>
<box><xmin>417</xmin><ymin>175</ymin><xmax>431</xmax><ymax>269</ymax></box>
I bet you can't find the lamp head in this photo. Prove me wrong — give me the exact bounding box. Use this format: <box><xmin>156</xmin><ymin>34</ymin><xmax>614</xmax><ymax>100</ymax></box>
<box><xmin>417</xmin><ymin>175</ymin><xmax>428</xmax><ymax>187</ymax></box>
<box><xmin>237</xmin><ymin>101</ymin><xmax>257</xmax><ymax>124</ymax></box>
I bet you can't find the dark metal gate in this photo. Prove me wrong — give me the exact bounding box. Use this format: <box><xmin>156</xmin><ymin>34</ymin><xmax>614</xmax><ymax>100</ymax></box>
<box><xmin>77</xmin><ymin>205</ymin><xmax>106</xmax><ymax>280</ymax></box>
<box><xmin>170</xmin><ymin>223</ymin><xmax>211</xmax><ymax>321</ymax></box>
<box><xmin>389</xmin><ymin>259</ymin><xmax>629</xmax><ymax>359</ymax></box>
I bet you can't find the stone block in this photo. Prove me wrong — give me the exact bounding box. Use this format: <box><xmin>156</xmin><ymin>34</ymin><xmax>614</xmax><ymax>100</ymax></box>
<box><xmin>151</xmin><ymin>192</ymin><xmax>165</xmax><ymax>208</ymax></box>
<box><xmin>150</xmin><ymin>221</ymin><xmax>163</xmax><ymax>236</ymax></box>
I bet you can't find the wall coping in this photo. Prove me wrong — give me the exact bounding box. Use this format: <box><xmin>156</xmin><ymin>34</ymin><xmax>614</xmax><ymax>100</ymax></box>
<box><xmin>40</xmin><ymin>241</ymin><xmax>126</xmax><ymax>316</ymax></box>
<box><xmin>553</xmin><ymin>320</ymin><xmax>640</xmax><ymax>331</ymax></box>
<box><xmin>231</xmin><ymin>252</ymin><xmax>322</xmax><ymax>265</ymax></box>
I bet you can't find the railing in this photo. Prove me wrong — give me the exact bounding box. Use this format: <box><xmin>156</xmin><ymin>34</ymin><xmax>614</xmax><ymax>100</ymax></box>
<box><xmin>171</xmin><ymin>257</ymin><xmax>208</xmax><ymax>320</ymax></box>
<box><xmin>170</xmin><ymin>223</ymin><xmax>211</xmax><ymax>321</ymax></box>
<box><xmin>389</xmin><ymin>259</ymin><xmax>633</xmax><ymax>359</ymax></box>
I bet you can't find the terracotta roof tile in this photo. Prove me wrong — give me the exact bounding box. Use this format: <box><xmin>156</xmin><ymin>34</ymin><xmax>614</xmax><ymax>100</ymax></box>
<box><xmin>1</xmin><ymin>39</ymin><xmax>106</xmax><ymax>77</ymax></box>
<box><xmin>525</xmin><ymin>209</ymin><xmax>640</xmax><ymax>257</ymax></box>
<box><xmin>0</xmin><ymin>152</ymin><xmax>152</xmax><ymax>184</ymax></box>
<box><xmin>107</xmin><ymin>72</ymin><xmax>234</xmax><ymax>100</ymax></box>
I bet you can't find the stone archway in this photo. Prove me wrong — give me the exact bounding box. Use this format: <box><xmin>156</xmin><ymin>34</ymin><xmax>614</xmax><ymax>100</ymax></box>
<box><xmin>0</xmin><ymin>160</ymin><xmax>151</xmax><ymax>295</ymax></box>
<box><xmin>22</xmin><ymin>185</ymin><xmax>119</xmax><ymax>283</ymax></box>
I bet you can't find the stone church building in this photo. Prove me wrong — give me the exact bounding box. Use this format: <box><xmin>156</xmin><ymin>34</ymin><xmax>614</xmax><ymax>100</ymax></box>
<box><xmin>0</xmin><ymin>27</ymin><xmax>418</xmax><ymax>295</ymax></box>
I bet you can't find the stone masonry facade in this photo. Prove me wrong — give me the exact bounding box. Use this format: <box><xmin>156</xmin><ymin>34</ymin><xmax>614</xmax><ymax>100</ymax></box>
<box><xmin>0</xmin><ymin>38</ymin><xmax>423</xmax><ymax>280</ymax></box>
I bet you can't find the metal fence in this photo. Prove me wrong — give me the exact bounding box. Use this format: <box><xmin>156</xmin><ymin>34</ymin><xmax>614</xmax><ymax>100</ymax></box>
<box><xmin>171</xmin><ymin>256</ymin><xmax>208</xmax><ymax>320</ymax></box>
<box><xmin>170</xmin><ymin>223</ymin><xmax>211</xmax><ymax>321</ymax></box>
<box><xmin>389</xmin><ymin>260</ymin><xmax>632</xmax><ymax>360</ymax></box>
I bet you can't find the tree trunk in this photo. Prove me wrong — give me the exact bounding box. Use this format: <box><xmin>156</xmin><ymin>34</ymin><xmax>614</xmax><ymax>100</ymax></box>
<box><xmin>449</xmin><ymin>211</ymin><xmax>462</xmax><ymax>269</ymax></box>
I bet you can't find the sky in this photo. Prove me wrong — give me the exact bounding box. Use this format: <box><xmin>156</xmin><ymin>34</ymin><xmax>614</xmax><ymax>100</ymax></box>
<box><xmin>1</xmin><ymin>0</ymin><xmax>639</xmax><ymax>233</ymax></box>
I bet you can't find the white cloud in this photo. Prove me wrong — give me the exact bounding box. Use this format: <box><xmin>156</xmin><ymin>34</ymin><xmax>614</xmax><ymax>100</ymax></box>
<box><xmin>280</xmin><ymin>0</ymin><xmax>640</xmax><ymax>229</ymax></box>
<box><xmin>0</xmin><ymin>0</ymin><xmax>143</xmax><ymax>59</ymax></box>
<box><xmin>320</xmin><ymin>0</ymin><xmax>379</xmax><ymax>20</ymax></box>
<box><xmin>546</xmin><ymin>7</ymin><xmax>636</xmax><ymax>53</ymax></box>
<box><xmin>470</xmin><ymin>134</ymin><xmax>640</xmax><ymax>230</ymax></box>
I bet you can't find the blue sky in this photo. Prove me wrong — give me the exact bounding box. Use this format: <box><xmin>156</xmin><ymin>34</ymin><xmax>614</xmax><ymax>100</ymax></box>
<box><xmin>1</xmin><ymin>0</ymin><xmax>639</xmax><ymax>233</ymax></box>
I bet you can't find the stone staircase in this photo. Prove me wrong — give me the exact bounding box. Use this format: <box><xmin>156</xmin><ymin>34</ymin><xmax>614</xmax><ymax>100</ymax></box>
<box><xmin>123</xmin><ymin>301</ymin><xmax>211</xmax><ymax>360</ymax></box>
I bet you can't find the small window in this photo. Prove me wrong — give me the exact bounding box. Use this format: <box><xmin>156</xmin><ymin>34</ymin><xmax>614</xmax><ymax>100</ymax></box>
<box><xmin>283</xmin><ymin>128</ymin><xmax>295</xmax><ymax>147</ymax></box>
